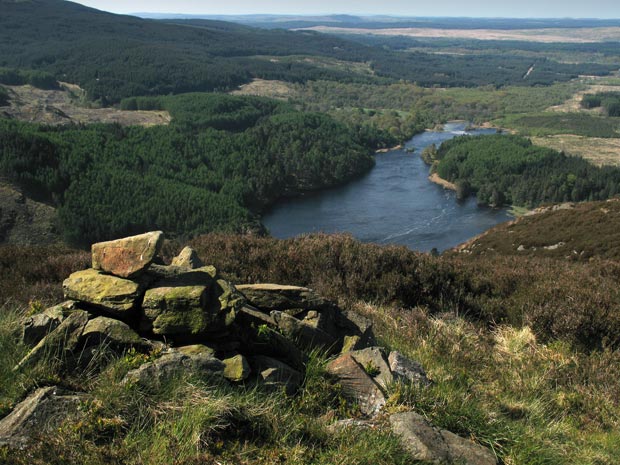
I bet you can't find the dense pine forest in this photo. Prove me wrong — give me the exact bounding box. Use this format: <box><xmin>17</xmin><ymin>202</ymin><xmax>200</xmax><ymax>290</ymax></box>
<box><xmin>0</xmin><ymin>94</ymin><xmax>373</xmax><ymax>245</ymax></box>
<box><xmin>433</xmin><ymin>134</ymin><xmax>620</xmax><ymax>207</ymax></box>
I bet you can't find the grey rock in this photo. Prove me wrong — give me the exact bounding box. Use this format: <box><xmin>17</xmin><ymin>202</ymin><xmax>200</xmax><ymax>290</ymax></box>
<box><xmin>390</xmin><ymin>412</ymin><xmax>497</xmax><ymax>465</ymax></box>
<box><xmin>326</xmin><ymin>353</ymin><xmax>386</xmax><ymax>416</ymax></box>
<box><xmin>171</xmin><ymin>246</ymin><xmax>204</xmax><ymax>269</ymax></box>
<box><xmin>248</xmin><ymin>325</ymin><xmax>306</xmax><ymax>371</ymax></box>
<box><xmin>250</xmin><ymin>355</ymin><xmax>303</xmax><ymax>396</ymax></box>
<box><xmin>237</xmin><ymin>283</ymin><xmax>335</xmax><ymax>314</ymax></box>
<box><xmin>14</xmin><ymin>310</ymin><xmax>90</xmax><ymax>372</ymax></box>
<box><xmin>388</xmin><ymin>351</ymin><xmax>431</xmax><ymax>387</ymax></box>
<box><xmin>0</xmin><ymin>386</ymin><xmax>88</xmax><ymax>449</ymax></box>
<box><xmin>123</xmin><ymin>348</ymin><xmax>224</xmax><ymax>389</ymax></box>
<box><xmin>349</xmin><ymin>347</ymin><xmax>393</xmax><ymax>390</ymax></box>
<box><xmin>20</xmin><ymin>301</ymin><xmax>74</xmax><ymax>346</ymax></box>
<box><xmin>272</xmin><ymin>311</ymin><xmax>338</xmax><ymax>353</ymax></box>
<box><xmin>223</xmin><ymin>354</ymin><xmax>251</xmax><ymax>382</ymax></box>
<box><xmin>80</xmin><ymin>316</ymin><xmax>147</xmax><ymax>351</ymax></box>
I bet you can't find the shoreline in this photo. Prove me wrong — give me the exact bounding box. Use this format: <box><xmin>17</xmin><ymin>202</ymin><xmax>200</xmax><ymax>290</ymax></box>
<box><xmin>375</xmin><ymin>144</ymin><xmax>402</xmax><ymax>154</ymax></box>
<box><xmin>428</xmin><ymin>172</ymin><xmax>457</xmax><ymax>191</ymax></box>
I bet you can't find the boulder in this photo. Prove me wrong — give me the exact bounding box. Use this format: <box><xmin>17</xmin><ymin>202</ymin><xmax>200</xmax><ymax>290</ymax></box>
<box><xmin>349</xmin><ymin>347</ymin><xmax>393</xmax><ymax>390</ymax></box>
<box><xmin>272</xmin><ymin>311</ymin><xmax>338</xmax><ymax>353</ymax></box>
<box><xmin>20</xmin><ymin>301</ymin><xmax>74</xmax><ymax>347</ymax></box>
<box><xmin>223</xmin><ymin>354</ymin><xmax>251</xmax><ymax>382</ymax></box>
<box><xmin>123</xmin><ymin>349</ymin><xmax>224</xmax><ymax>389</ymax></box>
<box><xmin>237</xmin><ymin>284</ymin><xmax>335</xmax><ymax>315</ymax></box>
<box><xmin>63</xmin><ymin>269</ymin><xmax>144</xmax><ymax>318</ymax></box>
<box><xmin>390</xmin><ymin>412</ymin><xmax>497</xmax><ymax>465</ymax></box>
<box><xmin>80</xmin><ymin>316</ymin><xmax>147</xmax><ymax>351</ymax></box>
<box><xmin>326</xmin><ymin>353</ymin><xmax>386</xmax><ymax>416</ymax></box>
<box><xmin>250</xmin><ymin>355</ymin><xmax>303</xmax><ymax>396</ymax></box>
<box><xmin>14</xmin><ymin>310</ymin><xmax>90</xmax><ymax>371</ymax></box>
<box><xmin>388</xmin><ymin>351</ymin><xmax>431</xmax><ymax>387</ymax></box>
<box><xmin>92</xmin><ymin>231</ymin><xmax>164</xmax><ymax>278</ymax></box>
<box><xmin>141</xmin><ymin>268</ymin><xmax>242</xmax><ymax>337</ymax></box>
<box><xmin>0</xmin><ymin>386</ymin><xmax>88</xmax><ymax>449</ymax></box>
<box><xmin>171</xmin><ymin>246</ymin><xmax>204</xmax><ymax>269</ymax></box>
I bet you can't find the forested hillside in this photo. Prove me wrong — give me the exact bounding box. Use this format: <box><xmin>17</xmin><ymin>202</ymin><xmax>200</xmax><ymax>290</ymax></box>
<box><xmin>0</xmin><ymin>0</ymin><xmax>614</xmax><ymax>105</ymax></box>
<box><xmin>432</xmin><ymin>134</ymin><xmax>620</xmax><ymax>207</ymax></box>
<box><xmin>0</xmin><ymin>94</ymin><xmax>373</xmax><ymax>245</ymax></box>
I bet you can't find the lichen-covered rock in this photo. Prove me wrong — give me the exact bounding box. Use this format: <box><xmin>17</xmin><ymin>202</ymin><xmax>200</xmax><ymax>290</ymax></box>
<box><xmin>272</xmin><ymin>311</ymin><xmax>338</xmax><ymax>353</ymax></box>
<box><xmin>63</xmin><ymin>269</ymin><xmax>144</xmax><ymax>318</ymax></box>
<box><xmin>390</xmin><ymin>412</ymin><xmax>497</xmax><ymax>465</ymax></box>
<box><xmin>14</xmin><ymin>310</ymin><xmax>90</xmax><ymax>372</ymax></box>
<box><xmin>0</xmin><ymin>386</ymin><xmax>88</xmax><ymax>449</ymax></box>
<box><xmin>141</xmin><ymin>267</ymin><xmax>242</xmax><ymax>337</ymax></box>
<box><xmin>92</xmin><ymin>231</ymin><xmax>163</xmax><ymax>278</ymax></box>
<box><xmin>250</xmin><ymin>355</ymin><xmax>303</xmax><ymax>395</ymax></box>
<box><xmin>171</xmin><ymin>246</ymin><xmax>204</xmax><ymax>269</ymax></box>
<box><xmin>326</xmin><ymin>353</ymin><xmax>386</xmax><ymax>416</ymax></box>
<box><xmin>20</xmin><ymin>301</ymin><xmax>75</xmax><ymax>346</ymax></box>
<box><xmin>388</xmin><ymin>351</ymin><xmax>431</xmax><ymax>387</ymax></box>
<box><xmin>341</xmin><ymin>335</ymin><xmax>364</xmax><ymax>354</ymax></box>
<box><xmin>223</xmin><ymin>354</ymin><xmax>251</xmax><ymax>382</ymax></box>
<box><xmin>123</xmin><ymin>349</ymin><xmax>224</xmax><ymax>389</ymax></box>
<box><xmin>80</xmin><ymin>316</ymin><xmax>147</xmax><ymax>351</ymax></box>
<box><xmin>237</xmin><ymin>284</ymin><xmax>335</xmax><ymax>314</ymax></box>
<box><xmin>349</xmin><ymin>347</ymin><xmax>393</xmax><ymax>390</ymax></box>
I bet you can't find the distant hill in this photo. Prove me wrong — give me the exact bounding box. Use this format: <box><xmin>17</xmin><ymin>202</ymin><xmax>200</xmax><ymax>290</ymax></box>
<box><xmin>452</xmin><ymin>199</ymin><xmax>620</xmax><ymax>261</ymax></box>
<box><xmin>1</xmin><ymin>0</ymin><xmax>614</xmax><ymax>104</ymax></box>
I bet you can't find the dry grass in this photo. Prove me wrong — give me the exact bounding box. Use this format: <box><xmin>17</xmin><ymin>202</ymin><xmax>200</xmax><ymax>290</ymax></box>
<box><xmin>301</xmin><ymin>26</ymin><xmax>620</xmax><ymax>43</ymax></box>
<box><xmin>0</xmin><ymin>83</ymin><xmax>171</xmax><ymax>127</ymax></box>
<box><xmin>547</xmin><ymin>83</ymin><xmax>620</xmax><ymax>113</ymax></box>
<box><xmin>531</xmin><ymin>135</ymin><xmax>620</xmax><ymax>166</ymax></box>
<box><xmin>230</xmin><ymin>79</ymin><xmax>296</xmax><ymax>100</ymax></box>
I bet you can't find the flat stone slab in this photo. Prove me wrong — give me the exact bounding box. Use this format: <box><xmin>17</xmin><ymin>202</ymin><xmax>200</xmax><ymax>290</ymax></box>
<box><xmin>349</xmin><ymin>347</ymin><xmax>393</xmax><ymax>390</ymax></box>
<box><xmin>326</xmin><ymin>353</ymin><xmax>386</xmax><ymax>416</ymax></box>
<box><xmin>390</xmin><ymin>412</ymin><xmax>497</xmax><ymax>465</ymax></box>
<box><xmin>63</xmin><ymin>269</ymin><xmax>143</xmax><ymax>317</ymax></box>
<box><xmin>92</xmin><ymin>231</ymin><xmax>163</xmax><ymax>278</ymax></box>
<box><xmin>237</xmin><ymin>283</ymin><xmax>334</xmax><ymax>313</ymax></box>
<box><xmin>0</xmin><ymin>386</ymin><xmax>88</xmax><ymax>449</ymax></box>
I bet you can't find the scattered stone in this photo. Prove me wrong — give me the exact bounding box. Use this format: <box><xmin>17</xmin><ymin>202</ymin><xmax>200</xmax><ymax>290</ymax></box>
<box><xmin>223</xmin><ymin>354</ymin><xmax>251</xmax><ymax>382</ymax></box>
<box><xmin>92</xmin><ymin>230</ymin><xmax>164</xmax><ymax>278</ymax></box>
<box><xmin>171</xmin><ymin>246</ymin><xmax>204</xmax><ymax>269</ymax></box>
<box><xmin>250</xmin><ymin>355</ymin><xmax>303</xmax><ymax>396</ymax></box>
<box><xmin>237</xmin><ymin>283</ymin><xmax>334</xmax><ymax>314</ymax></box>
<box><xmin>326</xmin><ymin>353</ymin><xmax>386</xmax><ymax>416</ymax></box>
<box><xmin>14</xmin><ymin>310</ymin><xmax>90</xmax><ymax>371</ymax></box>
<box><xmin>63</xmin><ymin>269</ymin><xmax>144</xmax><ymax>318</ymax></box>
<box><xmin>349</xmin><ymin>347</ymin><xmax>393</xmax><ymax>390</ymax></box>
<box><xmin>388</xmin><ymin>351</ymin><xmax>431</xmax><ymax>387</ymax></box>
<box><xmin>390</xmin><ymin>412</ymin><xmax>497</xmax><ymax>465</ymax></box>
<box><xmin>0</xmin><ymin>386</ymin><xmax>88</xmax><ymax>449</ymax></box>
<box><xmin>326</xmin><ymin>418</ymin><xmax>374</xmax><ymax>433</ymax></box>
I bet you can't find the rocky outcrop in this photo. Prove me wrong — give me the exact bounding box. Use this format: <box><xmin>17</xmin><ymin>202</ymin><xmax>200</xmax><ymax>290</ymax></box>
<box><xmin>390</xmin><ymin>412</ymin><xmax>497</xmax><ymax>465</ymax></box>
<box><xmin>92</xmin><ymin>231</ymin><xmax>163</xmax><ymax>278</ymax></box>
<box><xmin>0</xmin><ymin>387</ymin><xmax>88</xmax><ymax>449</ymax></box>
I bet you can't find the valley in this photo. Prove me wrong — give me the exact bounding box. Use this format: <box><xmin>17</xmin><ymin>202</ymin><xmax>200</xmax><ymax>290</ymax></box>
<box><xmin>1</xmin><ymin>1</ymin><xmax>620</xmax><ymax>464</ymax></box>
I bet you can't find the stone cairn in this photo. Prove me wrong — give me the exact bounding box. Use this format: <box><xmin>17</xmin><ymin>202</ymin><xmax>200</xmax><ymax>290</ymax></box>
<box><xmin>2</xmin><ymin>231</ymin><xmax>497</xmax><ymax>464</ymax></box>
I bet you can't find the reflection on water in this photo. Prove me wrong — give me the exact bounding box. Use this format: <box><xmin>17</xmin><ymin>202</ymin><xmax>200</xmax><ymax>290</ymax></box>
<box><xmin>263</xmin><ymin>122</ymin><xmax>513</xmax><ymax>252</ymax></box>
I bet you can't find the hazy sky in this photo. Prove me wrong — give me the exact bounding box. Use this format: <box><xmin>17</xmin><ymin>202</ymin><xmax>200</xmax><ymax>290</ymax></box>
<box><xmin>72</xmin><ymin>1</ymin><xmax>620</xmax><ymax>18</ymax></box>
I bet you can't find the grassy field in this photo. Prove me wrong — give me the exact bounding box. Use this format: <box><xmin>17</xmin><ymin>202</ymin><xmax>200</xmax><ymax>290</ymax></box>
<box><xmin>496</xmin><ymin>112</ymin><xmax>620</xmax><ymax>138</ymax></box>
<box><xmin>531</xmin><ymin>135</ymin><xmax>620</xmax><ymax>166</ymax></box>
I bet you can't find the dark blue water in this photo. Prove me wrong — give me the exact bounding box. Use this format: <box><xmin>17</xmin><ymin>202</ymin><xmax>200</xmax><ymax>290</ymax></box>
<box><xmin>262</xmin><ymin>122</ymin><xmax>513</xmax><ymax>252</ymax></box>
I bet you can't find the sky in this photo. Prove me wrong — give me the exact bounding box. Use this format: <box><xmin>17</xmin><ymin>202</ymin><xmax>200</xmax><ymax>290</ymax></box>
<box><xmin>71</xmin><ymin>1</ymin><xmax>620</xmax><ymax>19</ymax></box>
